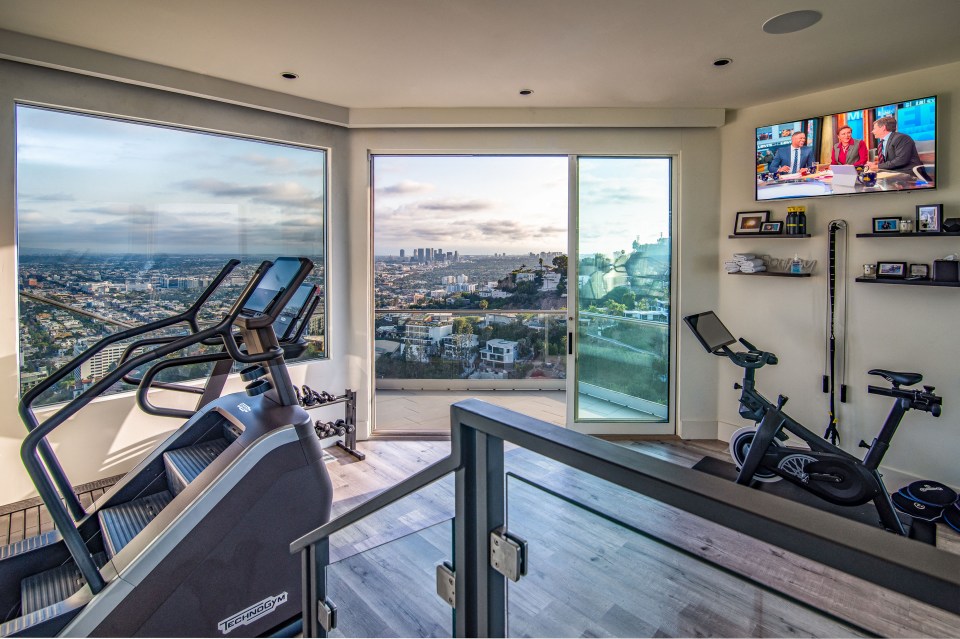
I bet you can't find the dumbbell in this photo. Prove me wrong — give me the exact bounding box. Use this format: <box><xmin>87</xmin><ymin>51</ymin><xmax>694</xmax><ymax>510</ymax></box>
<box><xmin>301</xmin><ymin>385</ymin><xmax>319</xmax><ymax>406</ymax></box>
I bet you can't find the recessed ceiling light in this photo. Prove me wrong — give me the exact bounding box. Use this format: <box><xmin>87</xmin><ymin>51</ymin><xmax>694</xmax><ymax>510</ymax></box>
<box><xmin>281</xmin><ymin>72</ymin><xmax>299</xmax><ymax>80</ymax></box>
<box><xmin>713</xmin><ymin>58</ymin><xmax>732</xmax><ymax>67</ymax></box>
<box><xmin>762</xmin><ymin>10</ymin><xmax>822</xmax><ymax>34</ymax></box>
<box><xmin>519</xmin><ymin>89</ymin><xmax>534</xmax><ymax>96</ymax></box>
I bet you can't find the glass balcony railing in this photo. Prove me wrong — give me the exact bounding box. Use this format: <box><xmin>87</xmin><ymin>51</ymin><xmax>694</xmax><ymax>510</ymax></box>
<box><xmin>293</xmin><ymin>400</ymin><xmax>960</xmax><ymax>638</ymax></box>
<box><xmin>504</xmin><ymin>474</ymin><xmax>864</xmax><ymax>637</ymax></box>
<box><xmin>375</xmin><ymin>310</ymin><xmax>566</xmax><ymax>384</ymax></box>
<box><xmin>576</xmin><ymin>311</ymin><xmax>669</xmax><ymax>421</ymax></box>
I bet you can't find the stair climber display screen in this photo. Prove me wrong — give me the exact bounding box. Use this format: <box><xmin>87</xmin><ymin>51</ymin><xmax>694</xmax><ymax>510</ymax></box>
<box><xmin>242</xmin><ymin>257</ymin><xmax>305</xmax><ymax>316</ymax></box>
<box><xmin>4</xmin><ymin>257</ymin><xmax>333</xmax><ymax>638</ymax></box>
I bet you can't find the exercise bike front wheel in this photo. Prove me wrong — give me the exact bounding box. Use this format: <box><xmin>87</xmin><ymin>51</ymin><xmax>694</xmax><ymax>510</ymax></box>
<box><xmin>729</xmin><ymin>426</ymin><xmax>782</xmax><ymax>483</ymax></box>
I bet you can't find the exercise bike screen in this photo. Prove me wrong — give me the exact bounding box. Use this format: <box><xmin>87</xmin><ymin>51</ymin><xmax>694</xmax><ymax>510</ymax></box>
<box><xmin>243</xmin><ymin>257</ymin><xmax>303</xmax><ymax>315</ymax></box>
<box><xmin>684</xmin><ymin>311</ymin><xmax>736</xmax><ymax>353</ymax></box>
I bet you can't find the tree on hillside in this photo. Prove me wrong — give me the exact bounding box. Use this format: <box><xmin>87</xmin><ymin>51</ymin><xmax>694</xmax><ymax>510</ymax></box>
<box><xmin>452</xmin><ymin>317</ymin><xmax>472</xmax><ymax>334</ymax></box>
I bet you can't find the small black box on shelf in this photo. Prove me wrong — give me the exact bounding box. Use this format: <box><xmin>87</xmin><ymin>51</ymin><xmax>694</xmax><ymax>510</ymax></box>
<box><xmin>932</xmin><ymin>260</ymin><xmax>959</xmax><ymax>282</ymax></box>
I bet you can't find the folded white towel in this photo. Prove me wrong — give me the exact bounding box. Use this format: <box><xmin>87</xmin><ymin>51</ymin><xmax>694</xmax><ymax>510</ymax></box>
<box><xmin>723</xmin><ymin>261</ymin><xmax>739</xmax><ymax>268</ymax></box>
<box><xmin>741</xmin><ymin>265</ymin><xmax>767</xmax><ymax>273</ymax></box>
<box><xmin>725</xmin><ymin>266</ymin><xmax>740</xmax><ymax>272</ymax></box>
<box><xmin>733</xmin><ymin>253</ymin><xmax>756</xmax><ymax>261</ymax></box>
<box><xmin>737</xmin><ymin>258</ymin><xmax>764</xmax><ymax>267</ymax></box>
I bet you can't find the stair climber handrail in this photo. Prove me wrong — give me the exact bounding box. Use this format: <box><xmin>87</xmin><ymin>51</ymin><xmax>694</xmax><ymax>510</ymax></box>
<box><xmin>135</xmin><ymin>350</ymin><xmax>234</xmax><ymax>419</ymax></box>
<box><xmin>18</xmin><ymin>259</ymin><xmax>240</xmax><ymax>523</ymax></box>
<box><xmin>18</xmin><ymin>259</ymin><xmax>284</xmax><ymax>598</ymax></box>
<box><xmin>121</xmin><ymin>285</ymin><xmax>322</xmax><ymax>419</ymax></box>
<box><xmin>119</xmin><ymin>334</ymin><xmax>232</xmax><ymax>390</ymax></box>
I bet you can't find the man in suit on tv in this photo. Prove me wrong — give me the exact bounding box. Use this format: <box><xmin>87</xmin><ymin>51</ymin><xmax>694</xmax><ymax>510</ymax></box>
<box><xmin>866</xmin><ymin>115</ymin><xmax>930</xmax><ymax>180</ymax></box>
<box><xmin>766</xmin><ymin>131</ymin><xmax>814</xmax><ymax>175</ymax></box>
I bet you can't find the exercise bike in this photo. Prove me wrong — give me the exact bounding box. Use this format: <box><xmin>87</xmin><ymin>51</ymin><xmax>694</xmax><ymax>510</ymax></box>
<box><xmin>684</xmin><ymin>311</ymin><xmax>942</xmax><ymax>535</ymax></box>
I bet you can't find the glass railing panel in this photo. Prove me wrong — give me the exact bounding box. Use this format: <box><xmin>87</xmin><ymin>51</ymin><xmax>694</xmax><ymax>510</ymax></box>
<box><xmin>321</xmin><ymin>478</ymin><xmax>454</xmax><ymax>637</ymax></box>
<box><xmin>504</xmin><ymin>472</ymin><xmax>868</xmax><ymax>638</ymax></box>
<box><xmin>575</xmin><ymin>312</ymin><xmax>668</xmax><ymax>422</ymax></box>
<box><xmin>375</xmin><ymin>311</ymin><xmax>566</xmax><ymax>383</ymax></box>
<box><xmin>326</xmin><ymin>518</ymin><xmax>453</xmax><ymax>638</ymax></box>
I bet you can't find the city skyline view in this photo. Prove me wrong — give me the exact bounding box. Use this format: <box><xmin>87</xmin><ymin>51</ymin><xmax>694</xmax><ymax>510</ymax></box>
<box><xmin>373</xmin><ymin>155</ymin><xmax>671</xmax><ymax>257</ymax></box>
<box><xmin>16</xmin><ymin>106</ymin><xmax>326</xmax><ymax>256</ymax></box>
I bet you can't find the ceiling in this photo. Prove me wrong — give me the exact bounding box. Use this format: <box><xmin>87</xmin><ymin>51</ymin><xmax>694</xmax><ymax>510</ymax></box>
<box><xmin>2</xmin><ymin>0</ymin><xmax>960</xmax><ymax>112</ymax></box>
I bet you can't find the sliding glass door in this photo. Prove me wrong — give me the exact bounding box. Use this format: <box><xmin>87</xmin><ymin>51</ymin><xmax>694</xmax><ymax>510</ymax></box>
<box><xmin>571</xmin><ymin>157</ymin><xmax>674</xmax><ymax>433</ymax></box>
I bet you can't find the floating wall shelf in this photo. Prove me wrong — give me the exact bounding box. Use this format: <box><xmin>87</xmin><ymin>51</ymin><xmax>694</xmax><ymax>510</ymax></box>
<box><xmin>855</xmin><ymin>277</ymin><xmax>960</xmax><ymax>288</ymax></box>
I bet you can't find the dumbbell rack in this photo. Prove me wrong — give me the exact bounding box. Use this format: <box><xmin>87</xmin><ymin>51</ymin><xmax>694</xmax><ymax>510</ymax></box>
<box><xmin>300</xmin><ymin>388</ymin><xmax>365</xmax><ymax>461</ymax></box>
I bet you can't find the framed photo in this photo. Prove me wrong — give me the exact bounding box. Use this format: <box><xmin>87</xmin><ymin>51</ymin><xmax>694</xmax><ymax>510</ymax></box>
<box><xmin>734</xmin><ymin>210</ymin><xmax>769</xmax><ymax>235</ymax></box>
<box><xmin>760</xmin><ymin>221</ymin><xmax>783</xmax><ymax>234</ymax></box>
<box><xmin>908</xmin><ymin>263</ymin><xmax>930</xmax><ymax>280</ymax></box>
<box><xmin>872</xmin><ymin>217</ymin><xmax>900</xmax><ymax>233</ymax></box>
<box><xmin>916</xmin><ymin>204</ymin><xmax>942</xmax><ymax>233</ymax></box>
<box><xmin>877</xmin><ymin>261</ymin><xmax>907</xmax><ymax>279</ymax></box>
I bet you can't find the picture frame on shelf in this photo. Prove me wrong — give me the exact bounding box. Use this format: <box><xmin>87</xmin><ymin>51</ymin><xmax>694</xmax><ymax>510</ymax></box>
<box><xmin>908</xmin><ymin>263</ymin><xmax>930</xmax><ymax>280</ymax></box>
<box><xmin>760</xmin><ymin>221</ymin><xmax>782</xmax><ymax>234</ymax></box>
<box><xmin>734</xmin><ymin>210</ymin><xmax>769</xmax><ymax>235</ymax></box>
<box><xmin>916</xmin><ymin>204</ymin><xmax>942</xmax><ymax>233</ymax></box>
<box><xmin>872</xmin><ymin>217</ymin><xmax>900</xmax><ymax>233</ymax></box>
<box><xmin>877</xmin><ymin>261</ymin><xmax>907</xmax><ymax>279</ymax></box>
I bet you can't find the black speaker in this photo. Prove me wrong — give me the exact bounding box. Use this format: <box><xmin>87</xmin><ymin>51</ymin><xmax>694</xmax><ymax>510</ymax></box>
<box><xmin>933</xmin><ymin>259</ymin><xmax>960</xmax><ymax>282</ymax></box>
<box><xmin>942</xmin><ymin>218</ymin><xmax>960</xmax><ymax>232</ymax></box>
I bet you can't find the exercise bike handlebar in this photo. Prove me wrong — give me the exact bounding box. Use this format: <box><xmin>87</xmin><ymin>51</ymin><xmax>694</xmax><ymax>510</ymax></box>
<box><xmin>868</xmin><ymin>384</ymin><xmax>942</xmax><ymax>416</ymax></box>
<box><xmin>719</xmin><ymin>339</ymin><xmax>778</xmax><ymax>370</ymax></box>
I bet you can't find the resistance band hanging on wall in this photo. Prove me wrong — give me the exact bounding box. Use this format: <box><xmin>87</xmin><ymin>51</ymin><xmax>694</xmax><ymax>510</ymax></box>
<box><xmin>823</xmin><ymin>219</ymin><xmax>848</xmax><ymax>445</ymax></box>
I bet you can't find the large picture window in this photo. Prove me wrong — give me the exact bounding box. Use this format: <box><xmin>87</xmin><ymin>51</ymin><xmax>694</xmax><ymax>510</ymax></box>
<box><xmin>16</xmin><ymin>105</ymin><xmax>327</xmax><ymax>406</ymax></box>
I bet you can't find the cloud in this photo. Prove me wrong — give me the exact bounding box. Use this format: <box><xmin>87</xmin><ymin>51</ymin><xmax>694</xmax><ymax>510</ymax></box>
<box><xmin>176</xmin><ymin>178</ymin><xmax>324</xmax><ymax>210</ymax></box>
<box><xmin>375</xmin><ymin>180</ymin><xmax>435</xmax><ymax>196</ymax></box>
<box><xmin>19</xmin><ymin>192</ymin><xmax>76</xmax><ymax>203</ymax></box>
<box><xmin>418</xmin><ymin>198</ymin><xmax>492</xmax><ymax>212</ymax></box>
<box><xmin>234</xmin><ymin>153</ymin><xmax>296</xmax><ymax>171</ymax></box>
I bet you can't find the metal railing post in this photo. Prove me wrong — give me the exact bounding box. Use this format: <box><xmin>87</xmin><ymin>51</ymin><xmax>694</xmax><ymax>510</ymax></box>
<box><xmin>301</xmin><ymin>538</ymin><xmax>329</xmax><ymax>638</ymax></box>
<box><xmin>454</xmin><ymin>424</ymin><xmax>505</xmax><ymax>638</ymax></box>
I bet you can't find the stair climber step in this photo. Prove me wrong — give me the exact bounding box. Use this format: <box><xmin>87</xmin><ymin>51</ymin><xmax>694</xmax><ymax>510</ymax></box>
<box><xmin>163</xmin><ymin>437</ymin><xmax>229</xmax><ymax>496</ymax></box>
<box><xmin>20</xmin><ymin>552</ymin><xmax>108</xmax><ymax>615</ymax></box>
<box><xmin>98</xmin><ymin>491</ymin><xmax>173</xmax><ymax>558</ymax></box>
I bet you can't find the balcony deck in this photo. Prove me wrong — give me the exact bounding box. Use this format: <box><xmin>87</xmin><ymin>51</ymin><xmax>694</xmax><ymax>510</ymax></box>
<box><xmin>373</xmin><ymin>389</ymin><xmax>655</xmax><ymax>434</ymax></box>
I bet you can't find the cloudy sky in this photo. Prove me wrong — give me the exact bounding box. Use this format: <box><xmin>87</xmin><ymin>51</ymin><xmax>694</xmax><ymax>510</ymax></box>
<box><xmin>16</xmin><ymin>106</ymin><xmax>325</xmax><ymax>256</ymax></box>
<box><xmin>373</xmin><ymin>155</ymin><xmax>670</xmax><ymax>257</ymax></box>
<box><xmin>17</xmin><ymin>106</ymin><xmax>671</xmax><ymax>260</ymax></box>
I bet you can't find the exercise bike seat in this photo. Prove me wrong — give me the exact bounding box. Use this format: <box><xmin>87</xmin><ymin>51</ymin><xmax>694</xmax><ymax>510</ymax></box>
<box><xmin>868</xmin><ymin>369</ymin><xmax>922</xmax><ymax>387</ymax></box>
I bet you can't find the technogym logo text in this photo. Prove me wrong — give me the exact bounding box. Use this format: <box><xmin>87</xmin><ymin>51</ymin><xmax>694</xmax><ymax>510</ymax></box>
<box><xmin>218</xmin><ymin>591</ymin><xmax>288</xmax><ymax>635</ymax></box>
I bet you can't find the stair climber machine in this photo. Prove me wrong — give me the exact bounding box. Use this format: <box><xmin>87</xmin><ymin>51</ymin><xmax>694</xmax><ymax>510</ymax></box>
<box><xmin>1</xmin><ymin>257</ymin><xmax>333</xmax><ymax>637</ymax></box>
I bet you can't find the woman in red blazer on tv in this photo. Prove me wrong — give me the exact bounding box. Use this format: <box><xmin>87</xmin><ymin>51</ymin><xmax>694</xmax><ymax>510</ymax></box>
<box><xmin>830</xmin><ymin>125</ymin><xmax>868</xmax><ymax>167</ymax></box>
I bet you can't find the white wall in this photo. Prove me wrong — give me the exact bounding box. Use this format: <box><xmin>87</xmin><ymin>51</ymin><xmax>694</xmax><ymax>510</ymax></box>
<box><xmin>718</xmin><ymin>61</ymin><xmax>960</xmax><ymax>487</ymax></box>
<box><xmin>0</xmin><ymin>60</ymin><xmax>350</xmax><ymax>504</ymax></box>
<box><xmin>347</xmin><ymin>127</ymin><xmax>722</xmax><ymax>440</ymax></box>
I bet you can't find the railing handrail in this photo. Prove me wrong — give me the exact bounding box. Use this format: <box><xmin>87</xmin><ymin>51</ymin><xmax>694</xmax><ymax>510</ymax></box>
<box><xmin>293</xmin><ymin>398</ymin><xmax>960</xmax><ymax>618</ymax></box>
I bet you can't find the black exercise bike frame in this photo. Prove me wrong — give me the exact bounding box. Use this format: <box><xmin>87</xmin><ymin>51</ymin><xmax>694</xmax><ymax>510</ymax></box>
<box><xmin>719</xmin><ymin>338</ymin><xmax>941</xmax><ymax>535</ymax></box>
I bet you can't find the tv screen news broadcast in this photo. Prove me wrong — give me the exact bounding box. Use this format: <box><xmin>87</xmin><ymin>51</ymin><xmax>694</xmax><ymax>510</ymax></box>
<box><xmin>756</xmin><ymin>96</ymin><xmax>936</xmax><ymax>201</ymax></box>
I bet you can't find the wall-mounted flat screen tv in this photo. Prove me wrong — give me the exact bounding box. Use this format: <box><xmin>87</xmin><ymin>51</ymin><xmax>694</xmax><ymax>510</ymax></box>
<box><xmin>756</xmin><ymin>96</ymin><xmax>936</xmax><ymax>201</ymax></box>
